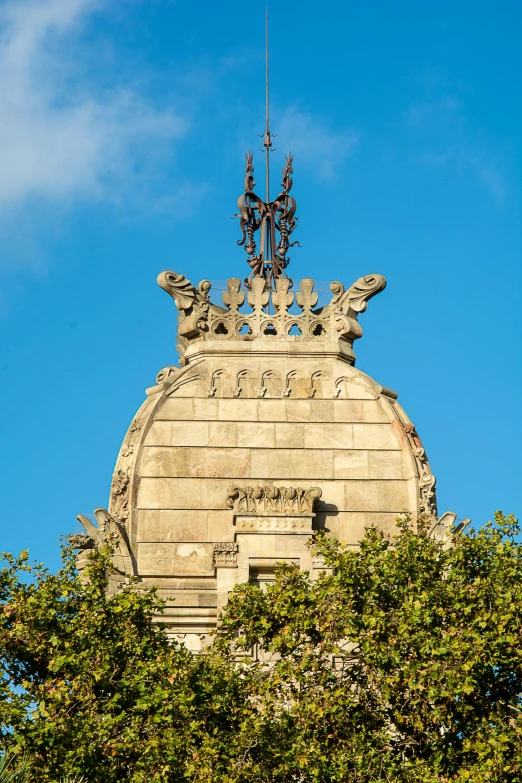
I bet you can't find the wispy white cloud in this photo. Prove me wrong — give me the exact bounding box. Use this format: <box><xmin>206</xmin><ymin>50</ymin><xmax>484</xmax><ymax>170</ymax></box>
<box><xmin>406</xmin><ymin>95</ymin><xmax>508</xmax><ymax>201</ymax></box>
<box><xmin>274</xmin><ymin>106</ymin><xmax>360</xmax><ymax>181</ymax></box>
<box><xmin>0</xmin><ymin>0</ymin><xmax>188</xmax><ymax>212</ymax></box>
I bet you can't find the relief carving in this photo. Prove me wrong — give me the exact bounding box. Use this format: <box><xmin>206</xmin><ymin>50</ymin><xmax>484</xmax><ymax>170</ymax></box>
<box><xmin>226</xmin><ymin>485</ymin><xmax>322</xmax><ymax>515</ymax></box>
<box><xmin>208</xmin><ymin>369</ymin><xmax>230</xmax><ymax>398</ymax></box>
<box><xmin>201</xmin><ymin>368</ymin><xmax>336</xmax><ymax>399</ymax></box>
<box><xmin>222</xmin><ymin>278</ymin><xmax>245</xmax><ymax>312</ymax></box>
<box><xmin>403</xmin><ymin>422</ymin><xmax>438</xmax><ymax>518</ymax></box>
<box><xmin>311</xmin><ymin>371</ymin><xmax>329</xmax><ymax>398</ymax></box>
<box><xmin>259</xmin><ymin>370</ymin><xmax>282</xmax><ymax>398</ymax></box>
<box><xmin>213</xmin><ymin>542</ymin><xmax>238</xmax><ymax>568</ymax></box>
<box><xmin>156</xmin><ymin>367</ymin><xmax>179</xmax><ymax>387</ymax></box>
<box><xmin>283</xmin><ymin>370</ymin><xmax>311</xmax><ymax>398</ymax></box>
<box><xmin>68</xmin><ymin>533</ymin><xmax>94</xmax><ymax>550</ymax></box>
<box><xmin>234</xmin><ymin>369</ymin><xmax>256</xmax><ymax>398</ymax></box>
<box><xmin>390</xmin><ymin>404</ymin><xmax>438</xmax><ymax>520</ymax></box>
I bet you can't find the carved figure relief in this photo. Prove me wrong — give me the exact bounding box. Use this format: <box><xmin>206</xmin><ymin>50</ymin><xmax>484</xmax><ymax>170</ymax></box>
<box><xmin>226</xmin><ymin>485</ymin><xmax>322</xmax><ymax>515</ymax></box>
<box><xmin>157</xmin><ymin>272</ymin><xmax>226</xmax><ymax>365</ymax></box>
<box><xmin>428</xmin><ymin>512</ymin><xmax>471</xmax><ymax>549</ymax></box>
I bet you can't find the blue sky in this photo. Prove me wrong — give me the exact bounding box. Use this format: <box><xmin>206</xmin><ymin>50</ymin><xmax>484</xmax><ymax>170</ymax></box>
<box><xmin>1</xmin><ymin>0</ymin><xmax>520</xmax><ymax>571</ymax></box>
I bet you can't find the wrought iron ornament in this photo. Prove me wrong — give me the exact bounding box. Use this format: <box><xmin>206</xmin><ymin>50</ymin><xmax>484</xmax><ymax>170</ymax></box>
<box><xmin>236</xmin><ymin>152</ymin><xmax>299</xmax><ymax>289</ymax></box>
<box><xmin>235</xmin><ymin>8</ymin><xmax>299</xmax><ymax>289</ymax></box>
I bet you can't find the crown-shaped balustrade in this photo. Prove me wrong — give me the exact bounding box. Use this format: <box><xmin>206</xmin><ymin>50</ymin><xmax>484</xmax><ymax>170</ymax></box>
<box><xmin>158</xmin><ymin>271</ymin><xmax>386</xmax><ymax>365</ymax></box>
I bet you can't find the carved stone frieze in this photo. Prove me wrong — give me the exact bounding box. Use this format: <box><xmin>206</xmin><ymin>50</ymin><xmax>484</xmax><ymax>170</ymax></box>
<box><xmin>226</xmin><ymin>485</ymin><xmax>322</xmax><ymax>515</ymax></box>
<box><xmin>156</xmin><ymin>366</ymin><xmax>179</xmax><ymax>386</ymax></box>
<box><xmin>181</xmin><ymin>367</ymin><xmax>377</xmax><ymax>400</ymax></box>
<box><xmin>158</xmin><ymin>272</ymin><xmax>386</xmax><ymax>365</ymax></box>
<box><xmin>213</xmin><ymin>542</ymin><xmax>238</xmax><ymax>567</ymax></box>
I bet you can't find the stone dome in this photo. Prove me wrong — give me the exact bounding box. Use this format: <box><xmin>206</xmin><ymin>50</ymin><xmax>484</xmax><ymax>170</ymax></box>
<box><xmin>80</xmin><ymin>272</ymin><xmax>441</xmax><ymax>650</ymax></box>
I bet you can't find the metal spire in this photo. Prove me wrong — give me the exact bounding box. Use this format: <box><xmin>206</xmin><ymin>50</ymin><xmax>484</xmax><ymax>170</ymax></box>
<box><xmin>263</xmin><ymin>6</ymin><xmax>272</xmax><ymax>204</ymax></box>
<box><xmin>234</xmin><ymin>7</ymin><xmax>300</xmax><ymax>289</ymax></box>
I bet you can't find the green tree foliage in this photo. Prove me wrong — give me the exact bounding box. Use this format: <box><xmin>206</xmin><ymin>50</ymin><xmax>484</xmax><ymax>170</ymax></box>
<box><xmin>216</xmin><ymin>513</ymin><xmax>522</xmax><ymax>782</ymax></box>
<box><xmin>0</xmin><ymin>545</ymin><xmax>254</xmax><ymax>782</ymax></box>
<box><xmin>1</xmin><ymin>514</ymin><xmax>522</xmax><ymax>782</ymax></box>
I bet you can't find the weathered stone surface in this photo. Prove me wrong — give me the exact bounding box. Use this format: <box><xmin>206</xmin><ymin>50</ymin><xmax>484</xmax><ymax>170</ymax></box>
<box><xmin>138</xmin><ymin>542</ymin><xmax>215</xmax><ymax>576</ymax></box>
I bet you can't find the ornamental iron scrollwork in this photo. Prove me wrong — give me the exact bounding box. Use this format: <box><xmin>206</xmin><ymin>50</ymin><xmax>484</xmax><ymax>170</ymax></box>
<box><xmin>235</xmin><ymin>152</ymin><xmax>299</xmax><ymax>289</ymax></box>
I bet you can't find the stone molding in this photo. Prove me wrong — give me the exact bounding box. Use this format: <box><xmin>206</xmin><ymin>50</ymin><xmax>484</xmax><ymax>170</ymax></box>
<box><xmin>235</xmin><ymin>516</ymin><xmax>314</xmax><ymax>533</ymax></box>
<box><xmin>389</xmin><ymin>402</ymin><xmax>438</xmax><ymax>520</ymax></box>
<box><xmin>158</xmin><ymin>273</ymin><xmax>386</xmax><ymax>366</ymax></box>
<box><xmin>226</xmin><ymin>485</ymin><xmax>322</xmax><ymax>515</ymax></box>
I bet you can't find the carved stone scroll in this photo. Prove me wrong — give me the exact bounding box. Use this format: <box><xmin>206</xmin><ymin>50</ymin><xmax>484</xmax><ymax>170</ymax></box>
<box><xmin>329</xmin><ymin>274</ymin><xmax>387</xmax><ymax>315</ymax></box>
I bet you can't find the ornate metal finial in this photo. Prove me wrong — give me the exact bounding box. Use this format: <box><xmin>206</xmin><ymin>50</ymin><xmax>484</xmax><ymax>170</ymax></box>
<box><xmin>235</xmin><ymin>8</ymin><xmax>299</xmax><ymax>289</ymax></box>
